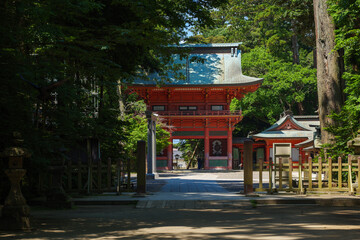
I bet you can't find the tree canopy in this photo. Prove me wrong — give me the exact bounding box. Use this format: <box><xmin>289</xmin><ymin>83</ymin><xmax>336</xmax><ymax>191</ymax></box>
<box><xmin>0</xmin><ymin>0</ymin><xmax>227</xmax><ymax>198</ymax></box>
<box><xmin>191</xmin><ymin>0</ymin><xmax>360</xmax><ymax>154</ymax></box>
<box><xmin>189</xmin><ymin>0</ymin><xmax>317</xmax><ymax>136</ymax></box>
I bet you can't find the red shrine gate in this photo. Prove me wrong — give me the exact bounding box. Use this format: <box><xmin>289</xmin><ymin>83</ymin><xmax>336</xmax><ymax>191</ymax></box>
<box><xmin>128</xmin><ymin>43</ymin><xmax>263</xmax><ymax>170</ymax></box>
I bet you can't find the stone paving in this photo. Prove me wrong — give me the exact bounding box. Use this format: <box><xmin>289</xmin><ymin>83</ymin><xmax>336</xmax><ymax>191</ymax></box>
<box><xmin>3</xmin><ymin>170</ymin><xmax>360</xmax><ymax>239</ymax></box>
<box><xmin>70</xmin><ymin>170</ymin><xmax>360</xmax><ymax>208</ymax></box>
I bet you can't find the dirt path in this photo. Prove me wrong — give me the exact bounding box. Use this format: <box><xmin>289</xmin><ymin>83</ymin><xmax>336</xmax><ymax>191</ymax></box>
<box><xmin>1</xmin><ymin>205</ymin><xmax>360</xmax><ymax>239</ymax></box>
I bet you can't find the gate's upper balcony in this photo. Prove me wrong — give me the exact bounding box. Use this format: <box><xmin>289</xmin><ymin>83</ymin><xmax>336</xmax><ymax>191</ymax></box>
<box><xmin>154</xmin><ymin>110</ymin><xmax>242</xmax><ymax>117</ymax></box>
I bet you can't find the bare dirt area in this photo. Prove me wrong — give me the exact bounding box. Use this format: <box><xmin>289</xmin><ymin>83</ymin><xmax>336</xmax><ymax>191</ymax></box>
<box><xmin>1</xmin><ymin>205</ymin><xmax>360</xmax><ymax>240</ymax></box>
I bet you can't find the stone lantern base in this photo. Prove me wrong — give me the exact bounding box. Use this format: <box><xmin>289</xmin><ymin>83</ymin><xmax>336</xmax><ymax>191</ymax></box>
<box><xmin>1</xmin><ymin>204</ymin><xmax>31</xmax><ymax>230</ymax></box>
<box><xmin>45</xmin><ymin>166</ymin><xmax>73</xmax><ymax>209</ymax></box>
<box><xmin>0</xmin><ymin>169</ymin><xmax>31</xmax><ymax>230</ymax></box>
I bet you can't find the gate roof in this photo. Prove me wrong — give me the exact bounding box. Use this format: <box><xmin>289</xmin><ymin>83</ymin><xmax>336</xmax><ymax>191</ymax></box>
<box><xmin>130</xmin><ymin>43</ymin><xmax>263</xmax><ymax>86</ymax></box>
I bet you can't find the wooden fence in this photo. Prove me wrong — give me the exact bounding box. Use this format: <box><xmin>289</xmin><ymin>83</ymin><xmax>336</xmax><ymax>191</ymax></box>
<box><xmin>62</xmin><ymin>158</ymin><xmax>133</xmax><ymax>193</ymax></box>
<box><xmin>254</xmin><ymin>155</ymin><xmax>360</xmax><ymax>194</ymax></box>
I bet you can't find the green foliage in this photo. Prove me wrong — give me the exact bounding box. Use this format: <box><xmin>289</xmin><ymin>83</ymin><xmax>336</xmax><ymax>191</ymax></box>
<box><xmin>189</xmin><ymin>1</ymin><xmax>317</xmax><ymax>136</ymax></box>
<box><xmin>177</xmin><ymin>139</ymin><xmax>204</xmax><ymax>167</ymax></box>
<box><xmin>325</xmin><ymin>0</ymin><xmax>360</xmax><ymax>157</ymax></box>
<box><xmin>230</xmin><ymin>47</ymin><xmax>317</xmax><ymax>136</ymax></box>
<box><xmin>0</xmin><ymin>0</ymin><xmax>225</xmax><ymax>199</ymax></box>
<box><xmin>192</xmin><ymin>0</ymin><xmax>315</xmax><ymax>58</ymax></box>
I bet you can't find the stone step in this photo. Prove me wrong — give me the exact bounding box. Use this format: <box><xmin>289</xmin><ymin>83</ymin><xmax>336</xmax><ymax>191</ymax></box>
<box><xmin>136</xmin><ymin>200</ymin><xmax>254</xmax><ymax>209</ymax></box>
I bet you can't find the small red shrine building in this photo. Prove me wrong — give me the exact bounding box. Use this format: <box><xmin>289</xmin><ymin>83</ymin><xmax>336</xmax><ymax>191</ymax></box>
<box><xmin>128</xmin><ymin>43</ymin><xmax>263</xmax><ymax>170</ymax></box>
<box><xmin>232</xmin><ymin>113</ymin><xmax>320</xmax><ymax>168</ymax></box>
<box><xmin>252</xmin><ymin>112</ymin><xmax>319</xmax><ymax>165</ymax></box>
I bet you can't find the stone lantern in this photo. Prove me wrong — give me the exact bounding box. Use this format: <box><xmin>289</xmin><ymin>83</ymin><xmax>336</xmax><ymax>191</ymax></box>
<box><xmin>0</xmin><ymin>132</ymin><xmax>31</xmax><ymax>230</ymax></box>
<box><xmin>46</xmin><ymin>148</ymin><xmax>73</xmax><ymax>209</ymax></box>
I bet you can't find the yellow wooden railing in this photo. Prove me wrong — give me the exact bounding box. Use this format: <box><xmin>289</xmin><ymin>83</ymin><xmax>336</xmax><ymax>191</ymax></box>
<box><xmin>254</xmin><ymin>155</ymin><xmax>360</xmax><ymax>194</ymax></box>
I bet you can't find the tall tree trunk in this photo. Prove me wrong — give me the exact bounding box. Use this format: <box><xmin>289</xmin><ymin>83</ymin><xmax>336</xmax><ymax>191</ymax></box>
<box><xmin>116</xmin><ymin>79</ymin><xmax>125</xmax><ymax>119</ymax></box>
<box><xmin>297</xmin><ymin>101</ymin><xmax>304</xmax><ymax>115</ymax></box>
<box><xmin>186</xmin><ymin>141</ymin><xmax>199</xmax><ymax>169</ymax></box>
<box><xmin>313</xmin><ymin>0</ymin><xmax>345</xmax><ymax>144</ymax></box>
<box><xmin>292</xmin><ymin>34</ymin><xmax>300</xmax><ymax>65</ymax></box>
<box><xmin>98</xmin><ymin>79</ymin><xmax>104</xmax><ymax>118</ymax></box>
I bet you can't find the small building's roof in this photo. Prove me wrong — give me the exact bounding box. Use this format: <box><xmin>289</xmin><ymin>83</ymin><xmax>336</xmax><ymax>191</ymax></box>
<box><xmin>293</xmin><ymin>115</ymin><xmax>320</xmax><ymax>130</ymax></box>
<box><xmin>130</xmin><ymin>43</ymin><xmax>263</xmax><ymax>86</ymax></box>
<box><xmin>253</xmin><ymin>114</ymin><xmax>318</xmax><ymax>140</ymax></box>
<box><xmin>177</xmin><ymin>43</ymin><xmax>243</xmax><ymax>48</ymax></box>
<box><xmin>295</xmin><ymin>138</ymin><xmax>313</xmax><ymax>147</ymax></box>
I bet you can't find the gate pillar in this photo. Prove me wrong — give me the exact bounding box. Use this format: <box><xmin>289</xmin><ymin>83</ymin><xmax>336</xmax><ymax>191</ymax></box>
<box><xmin>204</xmin><ymin>127</ymin><xmax>210</xmax><ymax>169</ymax></box>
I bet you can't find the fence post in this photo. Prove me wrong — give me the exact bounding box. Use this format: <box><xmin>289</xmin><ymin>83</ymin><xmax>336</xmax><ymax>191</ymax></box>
<box><xmin>318</xmin><ymin>156</ymin><xmax>322</xmax><ymax>189</ymax></box>
<box><xmin>357</xmin><ymin>156</ymin><xmax>360</xmax><ymax>195</ymax></box>
<box><xmin>299</xmin><ymin>156</ymin><xmax>304</xmax><ymax>194</ymax></box>
<box><xmin>328</xmin><ymin>157</ymin><xmax>332</xmax><ymax>189</ymax></box>
<box><xmin>269</xmin><ymin>157</ymin><xmax>273</xmax><ymax>193</ymax></box>
<box><xmin>116</xmin><ymin>159</ymin><xmax>121</xmax><ymax>195</ymax></box>
<box><xmin>97</xmin><ymin>160</ymin><xmax>102</xmax><ymax>192</ymax></box>
<box><xmin>77</xmin><ymin>159</ymin><xmax>82</xmax><ymax>191</ymax></box>
<box><xmin>87</xmin><ymin>139</ymin><xmax>92</xmax><ymax>194</ymax></box>
<box><xmin>338</xmin><ymin>156</ymin><xmax>342</xmax><ymax>189</ymax></box>
<box><xmin>289</xmin><ymin>157</ymin><xmax>293</xmax><ymax>191</ymax></box>
<box><xmin>348</xmin><ymin>155</ymin><xmax>354</xmax><ymax>195</ymax></box>
<box><xmin>107</xmin><ymin>158</ymin><xmax>111</xmax><ymax>191</ymax></box>
<box><xmin>243</xmin><ymin>140</ymin><xmax>253</xmax><ymax>194</ymax></box>
<box><xmin>136</xmin><ymin>140</ymin><xmax>147</xmax><ymax>194</ymax></box>
<box><xmin>259</xmin><ymin>158</ymin><xmax>263</xmax><ymax>191</ymax></box>
<box><xmin>308</xmin><ymin>157</ymin><xmax>313</xmax><ymax>191</ymax></box>
<box><xmin>279</xmin><ymin>157</ymin><xmax>283</xmax><ymax>190</ymax></box>
<box><xmin>67</xmin><ymin>160</ymin><xmax>72</xmax><ymax>191</ymax></box>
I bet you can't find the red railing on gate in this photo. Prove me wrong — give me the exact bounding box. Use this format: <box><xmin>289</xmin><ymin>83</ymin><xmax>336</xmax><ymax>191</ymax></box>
<box><xmin>154</xmin><ymin>110</ymin><xmax>242</xmax><ymax>117</ymax></box>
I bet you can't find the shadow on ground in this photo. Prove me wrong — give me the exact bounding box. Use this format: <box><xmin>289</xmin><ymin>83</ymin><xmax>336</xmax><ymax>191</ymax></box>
<box><xmin>1</xmin><ymin>205</ymin><xmax>360</xmax><ymax>239</ymax></box>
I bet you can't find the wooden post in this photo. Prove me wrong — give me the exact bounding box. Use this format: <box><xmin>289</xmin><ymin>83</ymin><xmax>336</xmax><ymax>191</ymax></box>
<box><xmin>77</xmin><ymin>159</ymin><xmax>82</xmax><ymax>191</ymax></box>
<box><xmin>137</xmin><ymin>141</ymin><xmax>146</xmax><ymax>194</ymax></box>
<box><xmin>299</xmin><ymin>156</ymin><xmax>304</xmax><ymax>194</ymax></box>
<box><xmin>243</xmin><ymin>140</ymin><xmax>253</xmax><ymax>194</ymax></box>
<box><xmin>116</xmin><ymin>159</ymin><xmax>121</xmax><ymax>195</ymax></box>
<box><xmin>87</xmin><ymin>139</ymin><xmax>92</xmax><ymax>194</ymax></box>
<box><xmin>318</xmin><ymin>156</ymin><xmax>322</xmax><ymax>189</ymax></box>
<box><xmin>308</xmin><ymin>157</ymin><xmax>313</xmax><ymax>191</ymax></box>
<box><xmin>328</xmin><ymin>157</ymin><xmax>332</xmax><ymax>189</ymax></box>
<box><xmin>338</xmin><ymin>156</ymin><xmax>342</xmax><ymax>189</ymax></box>
<box><xmin>348</xmin><ymin>155</ymin><xmax>354</xmax><ymax>194</ymax></box>
<box><xmin>357</xmin><ymin>157</ymin><xmax>360</xmax><ymax>195</ymax></box>
<box><xmin>289</xmin><ymin>157</ymin><xmax>293</xmax><ymax>191</ymax></box>
<box><xmin>67</xmin><ymin>160</ymin><xmax>72</xmax><ymax>191</ymax></box>
<box><xmin>259</xmin><ymin>158</ymin><xmax>263</xmax><ymax>191</ymax></box>
<box><xmin>279</xmin><ymin>157</ymin><xmax>283</xmax><ymax>190</ymax></box>
<box><xmin>107</xmin><ymin>158</ymin><xmax>111</xmax><ymax>191</ymax></box>
<box><xmin>97</xmin><ymin>160</ymin><xmax>102</xmax><ymax>192</ymax></box>
<box><xmin>269</xmin><ymin>157</ymin><xmax>273</xmax><ymax>193</ymax></box>
<box><xmin>127</xmin><ymin>157</ymin><xmax>131</xmax><ymax>191</ymax></box>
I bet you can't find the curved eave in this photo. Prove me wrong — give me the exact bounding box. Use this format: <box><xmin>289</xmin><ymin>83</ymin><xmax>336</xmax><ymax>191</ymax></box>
<box><xmin>253</xmin><ymin>136</ymin><xmax>310</xmax><ymax>139</ymax></box>
<box><xmin>253</xmin><ymin>130</ymin><xmax>313</xmax><ymax>139</ymax></box>
<box><xmin>174</xmin><ymin>43</ymin><xmax>242</xmax><ymax>48</ymax></box>
<box><xmin>295</xmin><ymin>138</ymin><xmax>314</xmax><ymax>147</ymax></box>
<box><xmin>128</xmin><ymin>79</ymin><xmax>263</xmax><ymax>88</ymax></box>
